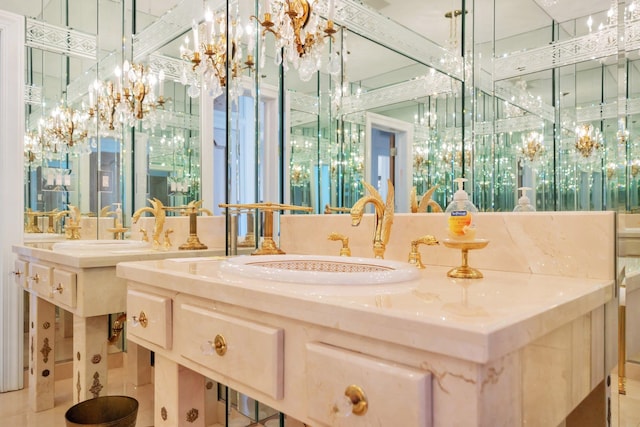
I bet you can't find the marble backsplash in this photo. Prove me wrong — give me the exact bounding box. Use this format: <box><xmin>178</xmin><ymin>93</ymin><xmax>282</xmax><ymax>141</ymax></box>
<box><xmin>131</xmin><ymin>215</ymin><xmax>227</xmax><ymax>251</ymax></box>
<box><xmin>279</xmin><ymin>212</ymin><xmax>616</xmax><ymax>280</ymax></box>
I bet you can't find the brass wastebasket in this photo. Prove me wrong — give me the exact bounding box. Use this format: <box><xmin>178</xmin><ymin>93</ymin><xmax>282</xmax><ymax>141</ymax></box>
<box><xmin>65</xmin><ymin>396</ymin><xmax>138</xmax><ymax>427</ymax></box>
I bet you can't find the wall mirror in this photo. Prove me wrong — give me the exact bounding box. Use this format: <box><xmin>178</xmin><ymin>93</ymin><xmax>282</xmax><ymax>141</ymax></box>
<box><xmin>7</xmin><ymin>0</ymin><xmax>640</xmax><ymax>421</ymax></box>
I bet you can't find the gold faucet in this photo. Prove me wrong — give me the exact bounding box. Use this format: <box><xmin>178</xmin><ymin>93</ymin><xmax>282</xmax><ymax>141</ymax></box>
<box><xmin>410</xmin><ymin>185</ymin><xmax>442</xmax><ymax>213</ymax></box>
<box><xmin>328</xmin><ymin>232</ymin><xmax>351</xmax><ymax>256</ymax></box>
<box><xmin>64</xmin><ymin>204</ymin><xmax>82</xmax><ymax>240</ymax></box>
<box><xmin>324</xmin><ymin>204</ymin><xmax>351</xmax><ymax>214</ymax></box>
<box><xmin>132</xmin><ymin>198</ymin><xmax>166</xmax><ymax>248</ymax></box>
<box><xmin>219</xmin><ymin>202</ymin><xmax>313</xmax><ymax>255</ymax></box>
<box><xmin>350</xmin><ymin>180</ymin><xmax>394</xmax><ymax>259</ymax></box>
<box><xmin>408</xmin><ymin>235</ymin><xmax>439</xmax><ymax>269</ymax></box>
<box><xmin>25</xmin><ymin>209</ymin><xmax>42</xmax><ymax>233</ymax></box>
<box><xmin>100</xmin><ymin>205</ymin><xmax>116</xmax><ymax>217</ymax></box>
<box><xmin>52</xmin><ymin>210</ymin><xmax>69</xmax><ymax>233</ymax></box>
<box><xmin>180</xmin><ymin>200</ymin><xmax>213</xmax><ymax>216</ymax></box>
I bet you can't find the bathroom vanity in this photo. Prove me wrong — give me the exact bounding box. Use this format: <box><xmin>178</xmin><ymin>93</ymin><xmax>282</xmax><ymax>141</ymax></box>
<box><xmin>117</xmin><ymin>254</ymin><xmax>614</xmax><ymax>426</ymax></box>
<box><xmin>12</xmin><ymin>241</ymin><xmax>225</xmax><ymax>412</ymax></box>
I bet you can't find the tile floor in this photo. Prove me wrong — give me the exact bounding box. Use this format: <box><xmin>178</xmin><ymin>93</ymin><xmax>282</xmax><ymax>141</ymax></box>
<box><xmin>1</xmin><ymin>363</ymin><xmax>639</xmax><ymax>426</ymax></box>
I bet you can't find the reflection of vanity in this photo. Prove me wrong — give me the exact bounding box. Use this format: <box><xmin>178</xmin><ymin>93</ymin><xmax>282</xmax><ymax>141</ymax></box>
<box><xmin>12</xmin><ymin>242</ymin><xmax>224</xmax><ymax>412</ymax></box>
<box><xmin>118</xmin><ymin>255</ymin><xmax>613</xmax><ymax>426</ymax></box>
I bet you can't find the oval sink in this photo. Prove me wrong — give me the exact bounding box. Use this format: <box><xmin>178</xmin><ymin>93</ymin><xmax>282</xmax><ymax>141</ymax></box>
<box><xmin>52</xmin><ymin>240</ymin><xmax>151</xmax><ymax>252</ymax></box>
<box><xmin>220</xmin><ymin>254</ymin><xmax>419</xmax><ymax>285</ymax></box>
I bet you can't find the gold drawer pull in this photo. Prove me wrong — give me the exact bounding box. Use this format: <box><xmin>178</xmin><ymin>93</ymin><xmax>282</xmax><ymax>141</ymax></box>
<box><xmin>132</xmin><ymin>311</ymin><xmax>148</xmax><ymax>328</ymax></box>
<box><xmin>29</xmin><ymin>273</ymin><xmax>40</xmax><ymax>283</ymax></box>
<box><xmin>213</xmin><ymin>334</ymin><xmax>227</xmax><ymax>356</ymax></box>
<box><xmin>12</xmin><ymin>270</ymin><xmax>23</xmax><ymax>277</ymax></box>
<box><xmin>344</xmin><ymin>384</ymin><xmax>368</xmax><ymax>416</ymax></box>
<box><xmin>53</xmin><ymin>283</ymin><xmax>64</xmax><ymax>294</ymax></box>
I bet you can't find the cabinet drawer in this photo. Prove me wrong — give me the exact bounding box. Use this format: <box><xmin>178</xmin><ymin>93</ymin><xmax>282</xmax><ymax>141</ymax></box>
<box><xmin>52</xmin><ymin>269</ymin><xmax>77</xmax><ymax>308</ymax></box>
<box><xmin>306</xmin><ymin>343</ymin><xmax>432</xmax><ymax>427</ymax></box>
<box><xmin>29</xmin><ymin>262</ymin><xmax>53</xmax><ymax>296</ymax></box>
<box><xmin>127</xmin><ymin>289</ymin><xmax>172</xmax><ymax>349</ymax></box>
<box><xmin>13</xmin><ymin>259</ymin><xmax>28</xmax><ymax>288</ymax></box>
<box><xmin>175</xmin><ymin>300</ymin><xmax>284</xmax><ymax>400</ymax></box>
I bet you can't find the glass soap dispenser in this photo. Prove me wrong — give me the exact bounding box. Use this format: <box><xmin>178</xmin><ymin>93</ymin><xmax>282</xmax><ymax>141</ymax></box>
<box><xmin>513</xmin><ymin>187</ymin><xmax>535</xmax><ymax>212</ymax></box>
<box><xmin>445</xmin><ymin>178</ymin><xmax>478</xmax><ymax>240</ymax></box>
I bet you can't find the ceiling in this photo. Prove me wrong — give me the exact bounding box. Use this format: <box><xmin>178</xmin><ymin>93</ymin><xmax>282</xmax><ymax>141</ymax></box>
<box><xmin>1</xmin><ymin>0</ymin><xmax>622</xmax><ymax>104</ymax></box>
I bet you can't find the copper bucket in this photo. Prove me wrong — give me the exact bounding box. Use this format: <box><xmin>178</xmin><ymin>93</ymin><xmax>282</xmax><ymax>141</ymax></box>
<box><xmin>65</xmin><ymin>396</ymin><xmax>138</xmax><ymax>427</ymax></box>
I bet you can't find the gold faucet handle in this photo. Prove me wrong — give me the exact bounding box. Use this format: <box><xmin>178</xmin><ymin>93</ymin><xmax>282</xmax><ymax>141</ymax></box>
<box><xmin>408</xmin><ymin>235</ymin><xmax>439</xmax><ymax>269</ymax></box>
<box><xmin>328</xmin><ymin>232</ymin><xmax>351</xmax><ymax>257</ymax></box>
<box><xmin>163</xmin><ymin>228</ymin><xmax>174</xmax><ymax>249</ymax></box>
<box><xmin>140</xmin><ymin>228</ymin><xmax>149</xmax><ymax>242</ymax></box>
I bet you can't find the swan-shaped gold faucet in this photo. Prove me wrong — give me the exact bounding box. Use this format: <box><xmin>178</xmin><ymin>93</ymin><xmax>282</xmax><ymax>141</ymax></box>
<box><xmin>132</xmin><ymin>198</ymin><xmax>166</xmax><ymax>248</ymax></box>
<box><xmin>410</xmin><ymin>185</ymin><xmax>442</xmax><ymax>213</ymax></box>
<box><xmin>350</xmin><ymin>180</ymin><xmax>394</xmax><ymax>259</ymax></box>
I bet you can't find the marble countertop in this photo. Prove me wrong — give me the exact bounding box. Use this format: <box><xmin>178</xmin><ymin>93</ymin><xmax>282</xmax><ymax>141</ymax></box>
<box><xmin>117</xmin><ymin>256</ymin><xmax>613</xmax><ymax>364</ymax></box>
<box><xmin>12</xmin><ymin>243</ymin><xmax>227</xmax><ymax>268</ymax></box>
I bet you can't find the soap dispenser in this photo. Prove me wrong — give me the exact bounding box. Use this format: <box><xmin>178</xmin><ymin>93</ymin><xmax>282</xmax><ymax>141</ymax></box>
<box><xmin>513</xmin><ymin>187</ymin><xmax>535</xmax><ymax>212</ymax></box>
<box><xmin>114</xmin><ymin>202</ymin><xmax>123</xmax><ymax>226</ymax></box>
<box><xmin>445</xmin><ymin>178</ymin><xmax>478</xmax><ymax>240</ymax></box>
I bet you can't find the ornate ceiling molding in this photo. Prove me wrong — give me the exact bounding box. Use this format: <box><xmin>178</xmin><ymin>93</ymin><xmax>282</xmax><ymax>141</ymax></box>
<box><xmin>25</xmin><ymin>18</ymin><xmax>96</xmax><ymax>60</ymax></box>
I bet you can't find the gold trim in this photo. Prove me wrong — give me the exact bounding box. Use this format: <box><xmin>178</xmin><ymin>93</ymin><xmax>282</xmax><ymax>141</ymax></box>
<box><xmin>619</xmin><ymin>303</ymin><xmax>626</xmax><ymax>395</ymax></box>
<box><xmin>40</xmin><ymin>337</ymin><xmax>51</xmax><ymax>363</ymax></box>
<box><xmin>186</xmin><ymin>408</ymin><xmax>199</xmax><ymax>423</ymax></box>
<box><xmin>90</xmin><ymin>372</ymin><xmax>103</xmax><ymax>398</ymax></box>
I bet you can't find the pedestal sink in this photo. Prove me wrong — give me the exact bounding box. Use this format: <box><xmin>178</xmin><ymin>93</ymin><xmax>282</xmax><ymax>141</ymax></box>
<box><xmin>220</xmin><ymin>254</ymin><xmax>419</xmax><ymax>285</ymax></box>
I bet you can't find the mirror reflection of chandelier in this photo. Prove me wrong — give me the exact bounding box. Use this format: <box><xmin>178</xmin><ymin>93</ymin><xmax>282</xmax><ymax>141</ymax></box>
<box><xmin>88</xmin><ymin>61</ymin><xmax>166</xmax><ymax>131</ymax></box>
<box><xmin>617</xmin><ymin>119</ymin><xmax>630</xmax><ymax>144</ymax></box>
<box><xmin>519</xmin><ymin>131</ymin><xmax>545</xmax><ymax>166</ymax></box>
<box><xmin>574</xmin><ymin>123</ymin><xmax>603</xmax><ymax>159</ymax></box>
<box><xmin>631</xmin><ymin>159</ymin><xmax>640</xmax><ymax>178</ymax></box>
<box><xmin>44</xmin><ymin>103</ymin><xmax>91</xmax><ymax>153</ymax></box>
<box><xmin>254</xmin><ymin>0</ymin><xmax>340</xmax><ymax>81</ymax></box>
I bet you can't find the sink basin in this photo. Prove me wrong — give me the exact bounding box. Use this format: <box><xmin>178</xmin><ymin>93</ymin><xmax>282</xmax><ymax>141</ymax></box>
<box><xmin>220</xmin><ymin>254</ymin><xmax>419</xmax><ymax>285</ymax></box>
<box><xmin>52</xmin><ymin>240</ymin><xmax>151</xmax><ymax>252</ymax></box>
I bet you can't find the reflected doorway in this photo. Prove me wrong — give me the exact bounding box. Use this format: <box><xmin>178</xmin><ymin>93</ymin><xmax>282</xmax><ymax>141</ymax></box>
<box><xmin>370</xmin><ymin>128</ymin><xmax>395</xmax><ymax>202</ymax></box>
<box><xmin>365</xmin><ymin>113</ymin><xmax>413</xmax><ymax>212</ymax></box>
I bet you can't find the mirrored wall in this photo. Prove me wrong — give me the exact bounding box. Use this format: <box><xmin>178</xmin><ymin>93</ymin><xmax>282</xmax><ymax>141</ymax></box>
<box><xmin>20</xmin><ymin>0</ymin><xmax>640</xmax><ymax>235</ymax></box>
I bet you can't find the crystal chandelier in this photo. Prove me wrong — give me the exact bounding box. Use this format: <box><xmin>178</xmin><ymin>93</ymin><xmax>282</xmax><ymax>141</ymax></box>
<box><xmin>519</xmin><ymin>131</ymin><xmax>545</xmax><ymax>165</ymax></box>
<box><xmin>574</xmin><ymin>123</ymin><xmax>603</xmax><ymax>159</ymax></box>
<box><xmin>88</xmin><ymin>61</ymin><xmax>167</xmax><ymax>131</ymax></box>
<box><xmin>24</xmin><ymin>127</ymin><xmax>44</xmax><ymax>165</ymax></box>
<box><xmin>254</xmin><ymin>0</ymin><xmax>339</xmax><ymax>81</ymax></box>
<box><xmin>44</xmin><ymin>102</ymin><xmax>90</xmax><ymax>153</ymax></box>
<box><xmin>180</xmin><ymin>8</ymin><xmax>254</xmax><ymax>98</ymax></box>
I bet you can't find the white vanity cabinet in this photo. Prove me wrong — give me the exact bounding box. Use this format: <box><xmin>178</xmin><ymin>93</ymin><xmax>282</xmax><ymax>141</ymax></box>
<box><xmin>12</xmin><ymin>244</ymin><xmax>224</xmax><ymax>413</ymax></box>
<box><xmin>118</xmin><ymin>258</ymin><xmax>613</xmax><ymax>427</ymax></box>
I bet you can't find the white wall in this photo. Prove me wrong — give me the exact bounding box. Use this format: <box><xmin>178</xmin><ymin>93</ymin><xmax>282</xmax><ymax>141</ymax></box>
<box><xmin>0</xmin><ymin>9</ymin><xmax>25</xmax><ymax>392</ymax></box>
